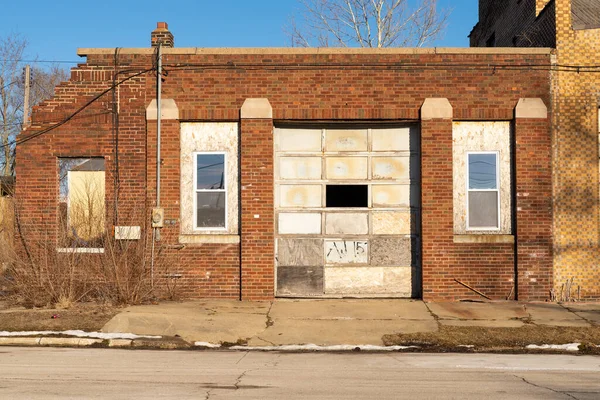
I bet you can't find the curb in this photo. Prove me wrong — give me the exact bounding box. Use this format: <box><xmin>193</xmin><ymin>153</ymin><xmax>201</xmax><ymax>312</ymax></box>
<box><xmin>0</xmin><ymin>335</ymin><xmax>597</xmax><ymax>354</ymax></box>
<box><xmin>40</xmin><ymin>337</ymin><xmax>103</xmax><ymax>346</ymax></box>
<box><xmin>0</xmin><ymin>336</ymin><xmax>190</xmax><ymax>350</ymax></box>
<box><xmin>0</xmin><ymin>337</ymin><xmax>106</xmax><ymax>347</ymax></box>
<box><xmin>0</xmin><ymin>337</ymin><xmax>41</xmax><ymax>346</ymax></box>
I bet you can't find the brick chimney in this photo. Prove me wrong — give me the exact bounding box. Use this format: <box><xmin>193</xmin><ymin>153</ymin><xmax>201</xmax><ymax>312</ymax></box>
<box><xmin>151</xmin><ymin>22</ymin><xmax>174</xmax><ymax>48</ymax></box>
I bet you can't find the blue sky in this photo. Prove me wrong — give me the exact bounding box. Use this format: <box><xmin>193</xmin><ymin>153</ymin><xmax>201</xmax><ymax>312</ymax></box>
<box><xmin>2</xmin><ymin>0</ymin><xmax>476</xmax><ymax>66</ymax></box>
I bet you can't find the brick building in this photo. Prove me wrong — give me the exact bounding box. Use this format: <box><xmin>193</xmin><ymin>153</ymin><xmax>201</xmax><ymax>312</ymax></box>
<box><xmin>16</xmin><ymin>23</ymin><xmax>555</xmax><ymax>301</ymax></box>
<box><xmin>471</xmin><ymin>0</ymin><xmax>600</xmax><ymax>300</ymax></box>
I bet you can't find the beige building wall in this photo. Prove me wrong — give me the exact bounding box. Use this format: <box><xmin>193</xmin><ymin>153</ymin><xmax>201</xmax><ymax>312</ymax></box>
<box><xmin>553</xmin><ymin>0</ymin><xmax>600</xmax><ymax>299</ymax></box>
<box><xmin>471</xmin><ymin>0</ymin><xmax>600</xmax><ymax>299</ymax></box>
<box><xmin>452</xmin><ymin>121</ymin><xmax>512</xmax><ymax>235</ymax></box>
<box><xmin>537</xmin><ymin>0</ymin><xmax>552</xmax><ymax>15</ymax></box>
<box><xmin>179</xmin><ymin>122</ymin><xmax>239</xmax><ymax>238</ymax></box>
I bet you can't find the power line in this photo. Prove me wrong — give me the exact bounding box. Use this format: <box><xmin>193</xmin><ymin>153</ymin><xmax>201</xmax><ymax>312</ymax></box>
<box><xmin>0</xmin><ymin>80</ymin><xmax>18</xmax><ymax>92</ymax></box>
<box><xmin>1</xmin><ymin>59</ymin><xmax>81</xmax><ymax>64</ymax></box>
<box><xmin>3</xmin><ymin>58</ymin><xmax>598</xmax><ymax>149</ymax></box>
<box><xmin>162</xmin><ymin>61</ymin><xmax>600</xmax><ymax>73</ymax></box>
<box><xmin>33</xmin><ymin>80</ymin><xmax>55</xmax><ymax>99</ymax></box>
<box><xmin>0</xmin><ymin>68</ymin><xmax>155</xmax><ymax>150</ymax></box>
<box><xmin>0</xmin><ymin>111</ymin><xmax>113</xmax><ymax>130</ymax></box>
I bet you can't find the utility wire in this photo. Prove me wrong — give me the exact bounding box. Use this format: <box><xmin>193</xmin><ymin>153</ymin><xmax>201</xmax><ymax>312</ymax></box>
<box><xmin>1</xmin><ymin>59</ymin><xmax>80</xmax><ymax>64</ymax></box>
<box><xmin>0</xmin><ymin>112</ymin><xmax>112</xmax><ymax>128</ymax></box>
<box><xmin>162</xmin><ymin>61</ymin><xmax>600</xmax><ymax>73</ymax></box>
<box><xmin>3</xmin><ymin>59</ymin><xmax>598</xmax><ymax>149</ymax></box>
<box><xmin>33</xmin><ymin>80</ymin><xmax>55</xmax><ymax>99</ymax></box>
<box><xmin>0</xmin><ymin>68</ymin><xmax>154</xmax><ymax>150</ymax></box>
<box><xmin>0</xmin><ymin>80</ymin><xmax>19</xmax><ymax>92</ymax></box>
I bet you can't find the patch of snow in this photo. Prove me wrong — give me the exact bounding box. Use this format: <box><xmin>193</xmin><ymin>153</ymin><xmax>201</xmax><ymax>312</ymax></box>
<box><xmin>526</xmin><ymin>343</ymin><xmax>581</xmax><ymax>351</ymax></box>
<box><xmin>0</xmin><ymin>330</ymin><xmax>161</xmax><ymax>340</ymax></box>
<box><xmin>194</xmin><ymin>342</ymin><xmax>221</xmax><ymax>348</ymax></box>
<box><xmin>458</xmin><ymin>345</ymin><xmax>475</xmax><ymax>348</ymax></box>
<box><xmin>229</xmin><ymin>344</ymin><xmax>418</xmax><ymax>352</ymax></box>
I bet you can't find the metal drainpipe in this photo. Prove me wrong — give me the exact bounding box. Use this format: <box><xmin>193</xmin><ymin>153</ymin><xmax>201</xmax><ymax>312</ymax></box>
<box><xmin>511</xmin><ymin>122</ymin><xmax>518</xmax><ymax>300</ymax></box>
<box><xmin>157</xmin><ymin>43</ymin><xmax>162</xmax><ymax>209</ymax></box>
<box><xmin>151</xmin><ymin>44</ymin><xmax>162</xmax><ymax>288</ymax></box>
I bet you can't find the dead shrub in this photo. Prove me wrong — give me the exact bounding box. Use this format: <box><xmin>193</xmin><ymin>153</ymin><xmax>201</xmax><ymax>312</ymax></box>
<box><xmin>5</xmin><ymin>194</ymin><xmax>179</xmax><ymax>308</ymax></box>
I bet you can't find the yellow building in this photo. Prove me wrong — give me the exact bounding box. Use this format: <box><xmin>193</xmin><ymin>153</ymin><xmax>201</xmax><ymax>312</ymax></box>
<box><xmin>471</xmin><ymin>0</ymin><xmax>600</xmax><ymax>299</ymax></box>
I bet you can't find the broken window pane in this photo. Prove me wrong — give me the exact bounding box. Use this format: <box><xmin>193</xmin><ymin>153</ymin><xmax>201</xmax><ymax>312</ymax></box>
<box><xmin>326</xmin><ymin>185</ymin><xmax>368</xmax><ymax>208</ymax></box>
<box><xmin>58</xmin><ymin>158</ymin><xmax>105</xmax><ymax>248</ymax></box>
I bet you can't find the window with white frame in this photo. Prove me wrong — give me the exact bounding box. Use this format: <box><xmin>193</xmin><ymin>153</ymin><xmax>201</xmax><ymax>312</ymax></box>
<box><xmin>194</xmin><ymin>153</ymin><xmax>227</xmax><ymax>229</ymax></box>
<box><xmin>466</xmin><ymin>152</ymin><xmax>500</xmax><ymax>230</ymax></box>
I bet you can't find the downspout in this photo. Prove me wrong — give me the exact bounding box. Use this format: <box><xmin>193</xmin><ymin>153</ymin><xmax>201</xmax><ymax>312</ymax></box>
<box><xmin>511</xmin><ymin>122</ymin><xmax>518</xmax><ymax>300</ymax></box>
<box><xmin>151</xmin><ymin>43</ymin><xmax>162</xmax><ymax>288</ymax></box>
<box><xmin>157</xmin><ymin>43</ymin><xmax>162</xmax><ymax>211</ymax></box>
<box><xmin>238</xmin><ymin>125</ymin><xmax>243</xmax><ymax>301</ymax></box>
<box><xmin>112</xmin><ymin>47</ymin><xmax>120</xmax><ymax>225</ymax></box>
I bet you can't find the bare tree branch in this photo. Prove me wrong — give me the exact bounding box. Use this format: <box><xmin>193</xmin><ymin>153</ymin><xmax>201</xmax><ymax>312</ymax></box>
<box><xmin>286</xmin><ymin>0</ymin><xmax>450</xmax><ymax>48</ymax></box>
<box><xmin>0</xmin><ymin>34</ymin><xmax>69</xmax><ymax>176</ymax></box>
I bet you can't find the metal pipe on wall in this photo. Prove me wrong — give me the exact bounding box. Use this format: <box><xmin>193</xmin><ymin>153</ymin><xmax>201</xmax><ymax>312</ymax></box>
<box><xmin>151</xmin><ymin>44</ymin><xmax>163</xmax><ymax>288</ymax></box>
<box><xmin>157</xmin><ymin>43</ymin><xmax>162</xmax><ymax>209</ymax></box>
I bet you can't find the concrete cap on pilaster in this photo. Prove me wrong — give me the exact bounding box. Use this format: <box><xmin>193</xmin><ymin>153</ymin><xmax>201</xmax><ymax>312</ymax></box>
<box><xmin>421</xmin><ymin>98</ymin><xmax>453</xmax><ymax>120</ymax></box>
<box><xmin>146</xmin><ymin>99</ymin><xmax>179</xmax><ymax>120</ymax></box>
<box><xmin>241</xmin><ymin>98</ymin><xmax>272</xmax><ymax>119</ymax></box>
<box><xmin>515</xmin><ymin>98</ymin><xmax>547</xmax><ymax>119</ymax></box>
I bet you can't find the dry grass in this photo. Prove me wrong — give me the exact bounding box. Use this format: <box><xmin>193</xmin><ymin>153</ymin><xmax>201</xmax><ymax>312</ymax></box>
<box><xmin>0</xmin><ymin>300</ymin><xmax>119</xmax><ymax>332</ymax></box>
<box><xmin>2</xmin><ymin>194</ymin><xmax>180</xmax><ymax>308</ymax></box>
<box><xmin>0</xmin><ymin>197</ymin><xmax>14</xmax><ymax>244</ymax></box>
<box><xmin>383</xmin><ymin>324</ymin><xmax>600</xmax><ymax>354</ymax></box>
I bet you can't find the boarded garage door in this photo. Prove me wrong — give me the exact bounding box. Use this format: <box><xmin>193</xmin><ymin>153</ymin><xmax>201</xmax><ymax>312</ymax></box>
<box><xmin>274</xmin><ymin>126</ymin><xmax>421</xmax><ymax>297</ymax></box>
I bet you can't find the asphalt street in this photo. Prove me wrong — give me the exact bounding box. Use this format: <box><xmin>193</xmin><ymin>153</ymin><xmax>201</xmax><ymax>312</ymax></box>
<box><xmin>0</xmin><ymin>347</ymin><xmax>599</xmax><ymax>399</ymax></box>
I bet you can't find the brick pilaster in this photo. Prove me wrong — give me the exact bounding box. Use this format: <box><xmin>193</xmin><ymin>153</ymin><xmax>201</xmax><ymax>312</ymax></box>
<box><xmin>240</xmin><ymin>99</ymin><xmax>275</xmax><ymax>300</ymax></box>
<box><xmin>421</xmin><ymin>99</ymin><xmax>455</xmax><ymax>300</ymax></box>
<box><xmin>515</xmin><ymin>99</ymin><xmax>553</xmax><ymax>300</ymax></box>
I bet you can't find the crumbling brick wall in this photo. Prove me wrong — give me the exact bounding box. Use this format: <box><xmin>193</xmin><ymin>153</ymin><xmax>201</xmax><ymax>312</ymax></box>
<box><xmin>17</xmin><ymin>48</ymin><xmax>554</xmax><ymax>301</ymax></box>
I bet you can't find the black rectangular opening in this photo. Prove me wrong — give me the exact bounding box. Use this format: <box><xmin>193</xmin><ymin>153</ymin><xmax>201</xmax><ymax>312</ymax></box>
<box><xmin>326</xmin><ymin>185</ymin><xmax>368</xmax><ymax>208</ymax></box>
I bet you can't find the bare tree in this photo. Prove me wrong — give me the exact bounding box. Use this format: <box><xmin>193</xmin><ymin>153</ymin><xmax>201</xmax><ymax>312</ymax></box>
<box><xmin>0</xmin><ymin>34</ymin><xmax>69</xmax><ymax>176</ymax></box>
<box><xmin>287</xmin><ymin>0</ymin><xmax>450</xmax><ymax>48</ymax></box>
<box><xmin>0</xmin><ymin>34</ymin><xmax>26</xmax><ymax>177</ymax></box>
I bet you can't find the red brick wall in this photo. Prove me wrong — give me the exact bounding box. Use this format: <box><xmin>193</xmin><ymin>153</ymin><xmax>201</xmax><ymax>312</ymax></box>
<box><xmin>146</xmin><ymin>118</ymin><xmax>241</xmax><ymax>299</ymax></box>
<box><xmin>240</xmin><ymin>118</ymin><xmax>275</xmax><ymax>300</ymax></box>
<box><xmin>420</xmin><ymin>119</ymin><xmax>516</xmax><ymax>301</ymax></box>
<box><xmin>515</xmin><ymin>117</ymin><xmax>553</xmax><ymax>300</ymax></box>
<box><xmin>16</xmin><ymin>50</ymin><xmax>554</xmax><ymax>301</ymax></box>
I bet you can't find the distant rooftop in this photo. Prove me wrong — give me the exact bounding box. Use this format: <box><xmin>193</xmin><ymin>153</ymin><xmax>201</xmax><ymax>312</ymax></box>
<box><xmin>572</xmin><ymin>0</ymin><xmax>600</xmax><ymax>30</ymax></box>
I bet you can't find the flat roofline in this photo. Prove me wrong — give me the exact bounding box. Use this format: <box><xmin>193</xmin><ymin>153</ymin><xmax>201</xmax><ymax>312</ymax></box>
<box><xmin>77</xmin><ymin>47</ymin><xmax>554</xmax><ymax>57</ymax></box>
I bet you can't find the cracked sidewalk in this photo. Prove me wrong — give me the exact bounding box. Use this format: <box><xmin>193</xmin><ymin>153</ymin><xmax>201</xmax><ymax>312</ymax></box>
<box><xmin>99</xmin><ymin>299</ymin><xmax>600</xmax><ymax>347</ymax></box>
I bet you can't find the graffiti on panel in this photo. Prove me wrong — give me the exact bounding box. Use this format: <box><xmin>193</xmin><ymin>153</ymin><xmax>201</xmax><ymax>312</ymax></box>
<box><xmin>325</xmin><ymin>240</ymin><xmax>368</xmax><ymax>264</ymax></box>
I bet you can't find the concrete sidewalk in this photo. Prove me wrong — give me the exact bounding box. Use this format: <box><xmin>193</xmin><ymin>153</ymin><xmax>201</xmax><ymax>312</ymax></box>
<box><xmin>101</xmin><ymin>299</ymin><xmax>600</xmax><ymax>346</ymax></box>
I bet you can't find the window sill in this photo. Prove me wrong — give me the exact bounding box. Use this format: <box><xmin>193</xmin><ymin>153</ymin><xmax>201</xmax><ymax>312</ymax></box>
<box><xmin>179</xmin><ymin>235</ymin><xmax>240</xmax><ymax>244</ymax></box>
<box><xmin>453</xmin><ymin>235</ymin><xmax>514</xmax><ymax>244</ymax></box>
<box><xmin>56</xmin><ymin>248</ymin><xmax>105</xmax><ymax>254</ymax></box>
